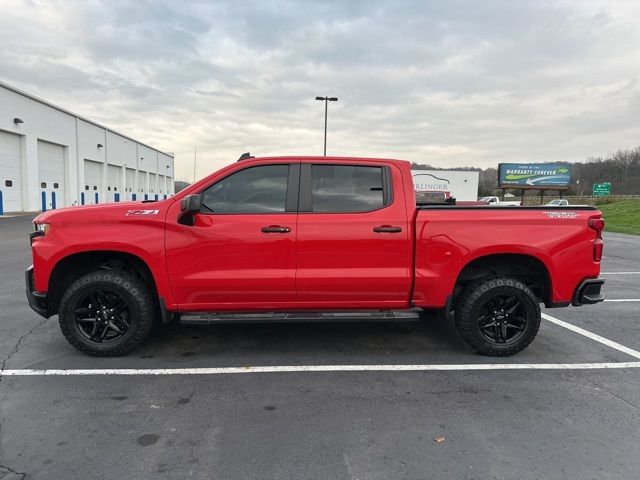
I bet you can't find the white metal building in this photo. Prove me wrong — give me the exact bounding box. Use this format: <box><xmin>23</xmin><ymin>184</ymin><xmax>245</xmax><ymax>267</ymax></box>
<box><xmin>0</xmin><ymin>81</ymin><xmax>174</xmax><ymax>214</ymax></box>
<box><xmin>411</xmin><ymin>169</ymin><xmax>480</xmax><ymax>201</ymax></box>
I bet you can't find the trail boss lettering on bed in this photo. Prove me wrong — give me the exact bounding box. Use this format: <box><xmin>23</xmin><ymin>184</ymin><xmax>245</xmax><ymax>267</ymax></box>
<box><xmin>544</xmin><ymin>211</ymin><xmax>578</xmax><ymax>219</ymax></box>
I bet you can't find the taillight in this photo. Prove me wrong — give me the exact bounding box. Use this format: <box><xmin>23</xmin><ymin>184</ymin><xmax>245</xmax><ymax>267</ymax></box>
<box><xmin>589</xmin><ymin>217</ymin><xmax>605</xmax><ymax>261</ymax></box>
<box><xmin>589</xmin><ymin>218</ymin><xmax>604</xmax><ymax>238</ymax></box>
<box><xmin>593</xmin><ymin>238</ymin><xmax>603</xmax><ymax>262</ymax></box>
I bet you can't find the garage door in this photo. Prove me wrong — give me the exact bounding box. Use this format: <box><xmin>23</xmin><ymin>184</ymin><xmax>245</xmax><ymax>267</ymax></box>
<box><xmin>38</xmin><ymin>140</ymin><xmax>66</xmax><ymax>211</ymax></box>
<box><xmin>84</xmin><ymin>159</ymin><xmax>103</xmax><ymax>205</ymax></box>
<box><xmin>107</xmin><ymin>164</ymin><xmax>122</xmax><ymax>202</ymax></box>
<box><xmin>0</xmin><ymin>130</ymin><xmax>22</xmax><ymax>213</ymax></box>
<box><xmin>158</xmin><ymin>175</ymin><xmax>165</xmax><ymax>198</ymax></box>
<box><xmin>125</xmin><ymin>168</ymin><xmax>136</xmax><ymax>200</ymax></box>
<box><xmin>138</xmin><ymin>171</ymin><xmax>147</xmax><ymax>199</ymax></box>
<box><xmin>149</xmin><ymin>173</ymin><xmax>157</xmax><ymax>199</ymax></box>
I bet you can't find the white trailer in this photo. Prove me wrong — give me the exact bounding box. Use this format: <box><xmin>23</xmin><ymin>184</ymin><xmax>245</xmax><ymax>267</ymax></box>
<box><xmin>411</xmin><ymin>169</ymin><xmax>479</xmax><ymax>201</ymax></box>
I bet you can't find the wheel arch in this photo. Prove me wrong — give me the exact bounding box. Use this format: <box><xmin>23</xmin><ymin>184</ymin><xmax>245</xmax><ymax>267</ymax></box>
<box><xmin>47</xmin><ymin>250</ymin><xmax>159</xmax><ymax>316</ymax></box>
<box><xmin>453</xmin><ymin>253</ymin><xmax>552</xmax><ymax>307</ymax></box>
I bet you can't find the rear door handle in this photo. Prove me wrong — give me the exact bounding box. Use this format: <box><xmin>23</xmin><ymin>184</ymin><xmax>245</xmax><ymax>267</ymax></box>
<box><xmin>373</xmin><ymin>225</ymin><xmax>403</xmax><ymax>233</ymax></box>
<box><xmin>261</xmin><ymin>225</ymin><xmax>291</xmax><ymax>233</ymax></box>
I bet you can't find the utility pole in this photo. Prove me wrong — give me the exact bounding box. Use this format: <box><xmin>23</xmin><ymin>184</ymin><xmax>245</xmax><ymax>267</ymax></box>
<box><xmin>315</xmin><ymin>96</ymin><xmax>338</xmax><ymax>156</ymax></box>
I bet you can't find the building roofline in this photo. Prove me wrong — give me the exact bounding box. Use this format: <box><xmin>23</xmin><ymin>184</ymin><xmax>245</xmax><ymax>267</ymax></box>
<box><xmin>0</xmin><ymin>80</ymin><xmax>174</xmax><ymax>158</ymax></box>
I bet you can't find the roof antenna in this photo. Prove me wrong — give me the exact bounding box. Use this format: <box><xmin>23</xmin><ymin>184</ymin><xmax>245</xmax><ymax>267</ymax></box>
<box><xmin>237</xmin><ymin>152</ymin><xmax>254</xmax><ymax>161</ymax></box>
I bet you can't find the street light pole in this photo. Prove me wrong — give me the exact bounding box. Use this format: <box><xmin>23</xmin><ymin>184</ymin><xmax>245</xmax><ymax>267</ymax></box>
<box><xmin>315</xmin><ymin>96</ymin><xmax>338</xmax><ymax>156</ymax></box>
<box><xmin>193</xmin><ymin>146</ymin><xmax>197</xmax><ymax>183</ymax></box>
<box><xmin>323</xmin><ymin>99</ymin><xmax>327</xmax><ymax>156</ymax></box>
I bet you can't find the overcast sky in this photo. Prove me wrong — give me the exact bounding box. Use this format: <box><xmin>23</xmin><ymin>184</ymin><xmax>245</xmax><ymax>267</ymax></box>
<box><xmin>1</xmin><ymin>0</ymin><xmax>639</xmax><ymax>180</ymax></box>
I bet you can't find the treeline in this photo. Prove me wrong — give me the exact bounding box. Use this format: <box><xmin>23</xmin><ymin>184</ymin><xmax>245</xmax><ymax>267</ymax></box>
<box><xmin>174</xmin><ymin>180</ymin><xmax>191</xmax><ymax>193</ymax></box>
<box><xmin>571</xmin><ymin>147</ymin><xmax>640</xmax><ymax>196</ymax></box>
<box><xmin>411</xmin><ymin>146</ymin><xmax>640</xmax><ymax>197</ymax></box>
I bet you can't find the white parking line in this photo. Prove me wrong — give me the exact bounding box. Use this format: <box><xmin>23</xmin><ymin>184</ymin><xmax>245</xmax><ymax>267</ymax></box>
<box><xmin>601</xmin><ymin>272</ymin><xmax>640</xmax><ymax>275</ymax></box>
<box><xmin>2</xmin><ymin>313</ymin><xmax>639</xmax><ymax>377</ymax></box>
<box><xmin>2</xmin><ymin>362</ymin><xmax>640</xmax><ymax>376</ymax></box>
<box><xmin>542</xmin><ymin>313</ymin><xmax>640</xmax><ymax>360</ymax></box>
<box><xmin>605</xmin><ymin>299</ymin><xmax>640</xmax><ymax>302</ymax></box>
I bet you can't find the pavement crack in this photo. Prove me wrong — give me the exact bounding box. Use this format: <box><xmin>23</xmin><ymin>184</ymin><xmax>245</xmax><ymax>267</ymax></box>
<box><xmin>381</xmin><ymin>455</ymin><xmax>417</xmax><ymax>471</ymax></box>
<box><xmin>0</xmin><ymin>317</ymin><xmax>48</xmax><ymax>382</ymax></box>
<box><xmin>0</xmin><ymin>318</ymin><xmax>46</xmax><ymax>480</ymax></box>
<box><xmin>582</xmin><ymin>375</ymin><xmax>640</xmax><ymax>412</ymax></box>
<box><xmin>0</xmin><ymin>463</ymin><xmax>27</xmax><ymax>479</ymax></box>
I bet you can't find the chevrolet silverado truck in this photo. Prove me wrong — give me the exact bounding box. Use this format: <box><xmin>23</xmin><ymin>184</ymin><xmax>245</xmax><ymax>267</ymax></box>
<box><xmin>26</xmin><ymin>156</ymin><xmax>605</xmax><ymax>357</ymax></box>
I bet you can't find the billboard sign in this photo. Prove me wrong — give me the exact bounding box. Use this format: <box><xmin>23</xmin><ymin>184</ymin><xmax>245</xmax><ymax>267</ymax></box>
<box><xmin>592</xmin><ymin>182</ymin><xmax>611</xmax><ymax>196</ymax></box>
<box><xmin>498</xmin><ymin>163</ymin><xmax>571</xmax><ymax>187</ymax></box>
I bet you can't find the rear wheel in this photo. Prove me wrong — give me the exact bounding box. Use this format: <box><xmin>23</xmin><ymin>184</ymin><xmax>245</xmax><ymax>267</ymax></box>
<box><xmin>58</xmin><ymin>270</ymin><xmax>154</xmax><ymax>356</ymax></box>
<box><xmin>454</xmin><ymin>277</ymin><xmax>541</xmax><ymax>356</ymax></box>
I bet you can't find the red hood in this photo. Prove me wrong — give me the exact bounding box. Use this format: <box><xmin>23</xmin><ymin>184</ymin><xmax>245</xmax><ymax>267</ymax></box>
<box><xmin>34</xmin><ymin>199</ymin><xmax>173</xmax><ymax>224</ymax></box>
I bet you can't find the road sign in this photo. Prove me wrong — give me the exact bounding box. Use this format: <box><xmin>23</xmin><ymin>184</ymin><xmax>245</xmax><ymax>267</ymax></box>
<box><xmin>592</xmin><ymin>182</ymin><xmax>611</xmax><ymax>196</ymax></box>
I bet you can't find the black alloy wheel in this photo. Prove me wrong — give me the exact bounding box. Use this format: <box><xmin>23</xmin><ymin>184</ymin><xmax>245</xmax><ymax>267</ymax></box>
<box><xmin>74</xmin><ymin>288</ymin><xmax>132</xmax><ymax>343</ymax></box>
<box><xmin>454</xmin><ymin>277</ymin><xmax>541</xmax><ymax>356</ymax></box>
<box><xmin>476</xmin><ymin>293</ymin><xmax>528</xmax><ymax>345</ymax></box>
<box><xmin>58</xmin><ymin>270</ymin><xmax>154</xmax><ymax>356</ymax></box>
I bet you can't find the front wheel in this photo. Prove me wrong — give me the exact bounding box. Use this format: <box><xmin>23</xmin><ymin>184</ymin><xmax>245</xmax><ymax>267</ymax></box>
<box><xmin>58</xmin><ymin>270</ymin><xmax>154</xmax><ymax>356</ymax></box>
<box><xmin>454</xmin><ymin>277</ymin><xmax>541</xmax><ymax>356</ymax></box>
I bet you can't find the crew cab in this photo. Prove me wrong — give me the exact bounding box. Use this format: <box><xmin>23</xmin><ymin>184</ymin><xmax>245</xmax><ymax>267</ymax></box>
<box><xmin>26</xmin><ymin>156</ymin><xmax>605</xmax><ymax>356</ymax></box>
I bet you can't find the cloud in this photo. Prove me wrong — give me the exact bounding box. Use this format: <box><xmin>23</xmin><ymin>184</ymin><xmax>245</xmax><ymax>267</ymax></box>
<box><xmin>0</xmin><ymin>0</ymin><xmax>639</xmax><ymax>180</ymax></box>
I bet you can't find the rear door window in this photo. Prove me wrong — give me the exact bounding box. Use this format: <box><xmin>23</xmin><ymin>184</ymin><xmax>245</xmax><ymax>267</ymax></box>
<box><xmin>310</xmin><ymin>165</ymin><xmax>386</xmax><ymax>213</ymax></box>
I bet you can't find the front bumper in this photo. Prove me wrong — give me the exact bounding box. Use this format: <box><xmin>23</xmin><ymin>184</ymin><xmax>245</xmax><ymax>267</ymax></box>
<box><xmin>25</xmin><ymin>265</ymin><xmax>50</xmax><ymax>318</ymax></box>
<box><xmin>572</xmin><ymin>277</ymin><xmax>605</xmax><ymax>306</ymax></box>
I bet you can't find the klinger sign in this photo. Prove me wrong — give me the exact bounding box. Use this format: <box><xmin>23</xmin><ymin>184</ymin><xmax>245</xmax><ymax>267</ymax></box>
<box><xmin>498</xmin><ymin>163</ymin><xmax>571</xmax><ymax>187</ymax></box>
<box><xmin>412</xmin><ymin>173</ymin><xmax>450</xmax><ymax>192</ymax></box>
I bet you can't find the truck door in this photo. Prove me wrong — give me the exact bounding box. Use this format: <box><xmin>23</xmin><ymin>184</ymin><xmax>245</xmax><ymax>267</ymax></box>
<box><xmin>295</xmin><ymin>161</ymin><xmax>412</xmax><ymax>308</ymax></box>
<box><xmin>165</xmin><ymin>162</ymin><xmax>299</xmax><ymax>310</ymax></box>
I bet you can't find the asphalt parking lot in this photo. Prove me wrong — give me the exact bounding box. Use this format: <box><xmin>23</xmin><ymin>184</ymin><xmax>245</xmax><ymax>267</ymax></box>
<box><xmin>1</xmin><ymin>214</ymin><xmax>639</xmax><ymax>479</ymax></box>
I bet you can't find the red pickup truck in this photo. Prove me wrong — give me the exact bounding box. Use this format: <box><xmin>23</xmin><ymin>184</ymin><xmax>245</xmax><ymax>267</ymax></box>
<box><xmin>26</xmin><ymin>156</ymin><xmax>605</xmax><ymax>357</ymax></box>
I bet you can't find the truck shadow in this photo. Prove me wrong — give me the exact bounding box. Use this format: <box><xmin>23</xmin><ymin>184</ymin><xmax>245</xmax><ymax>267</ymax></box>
<box><xmin>136</xmin><ymin>314</ymin><xmax>477</xmax><ymax>362</ymax></box>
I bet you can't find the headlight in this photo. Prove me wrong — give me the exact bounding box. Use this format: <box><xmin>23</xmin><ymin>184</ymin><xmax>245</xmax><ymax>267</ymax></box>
<box><xmin>34</xmin><ymin>223</ymin><xmax>50</xmax><ymax>235</ymax></box>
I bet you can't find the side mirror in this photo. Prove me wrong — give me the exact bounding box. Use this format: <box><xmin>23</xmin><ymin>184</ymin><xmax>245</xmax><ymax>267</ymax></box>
<box><xmin>180</xmin><ymin>194</ymin><xmax>202</xmax><ymax>214</ymax></box>
<box><xmin>178</xmin><ymin>194</ymin><xmax>202</xmax><ymax>226</ymax></box>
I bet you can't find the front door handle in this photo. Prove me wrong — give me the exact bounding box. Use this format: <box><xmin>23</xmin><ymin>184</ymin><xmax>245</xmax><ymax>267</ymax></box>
<box><xmin>373</xmin><ymin>225</ymin><xmax>402</xmax><ymax>233</ymax></box>
<box><xmin>261</xmin><ymin>225</ymin><xmax>291</xmax><ymax>233</ymax></box>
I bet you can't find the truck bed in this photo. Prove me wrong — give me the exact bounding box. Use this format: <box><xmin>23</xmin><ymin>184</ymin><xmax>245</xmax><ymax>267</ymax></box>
<box><xmin>412</xmin><ymin>205</ymin><xmax>601</xmax><ymax>308</ymax></box>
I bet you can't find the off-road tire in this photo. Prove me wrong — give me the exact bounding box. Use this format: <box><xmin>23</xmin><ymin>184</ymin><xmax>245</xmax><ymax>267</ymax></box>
<box><xmin>454</xmin><ymin>277</ymin><xmax>541</xmax><ymax>356</ymax></box>
<box><xmin>58</xmin><ymin>270</ymin><xmax>154</xmax><ymax>356</ymax></box>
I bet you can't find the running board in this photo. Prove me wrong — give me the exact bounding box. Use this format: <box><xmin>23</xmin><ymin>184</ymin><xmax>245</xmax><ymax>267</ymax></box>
<box><xmin>179</xmin><ymin>310</ymin><xmax>422</xmax><ymax>325</ymax></box>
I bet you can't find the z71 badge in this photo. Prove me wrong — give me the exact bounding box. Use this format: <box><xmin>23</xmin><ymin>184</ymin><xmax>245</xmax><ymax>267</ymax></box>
<box><xmin>544</xmin><ymin>211</ymin><xmax>577</xmax><ymax>219</ymax></box>
<box><xmin>125</xmin><ymin>209</ymin><xmax>160</xmax><ymax>216</ymax></box>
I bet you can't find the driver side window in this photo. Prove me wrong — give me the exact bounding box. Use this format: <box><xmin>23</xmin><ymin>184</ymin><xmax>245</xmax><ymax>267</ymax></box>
<box><xmin>201</xmin><ymin>164</ymin><xmax>290</xmax><ymax>214</ymax></box>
